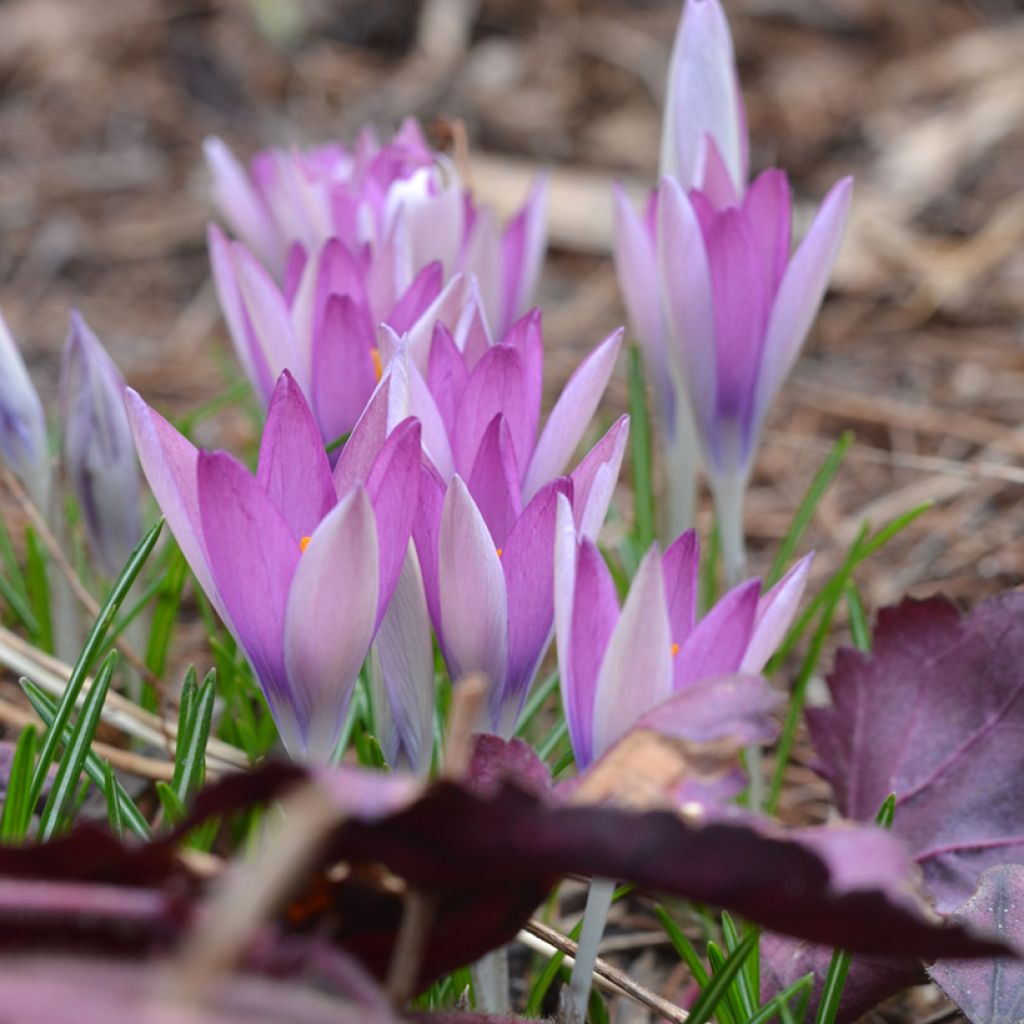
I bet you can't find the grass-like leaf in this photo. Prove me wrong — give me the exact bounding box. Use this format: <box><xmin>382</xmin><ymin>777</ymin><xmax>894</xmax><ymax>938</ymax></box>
<box><xmin>26</xmin><ymin>517</ymin><xmax>163</xmax><ymax>811</ymax></box>
<box><xmin>144</xmin><ymin>546</ymin><xmax>188</xmax><ymax>678</ymax></box>
<box><xmin>23</xmin><ymin>527</ymin><xmax>52</xmax><ymax>652</ymax></box>
<box><xmin>815</xmin><ymin>949</ymin><xmax>851</xmax><ymax>1024</ymax></box>
<box><xmin>742</xmin><ymin>973</ymin><xmax>814</xmax><ymax>1024</ymax></box>
<box><xmin>654</xmin><ymin>905</ymin><xmax>711</xmax><ymax>988</ymax></box>
<box><xmin>845</xmin><ymin>581</ymin><xmax>871</xmax><ymax>653</ymax></box>
<box><xmin>36</xmin><ymin>650</ymin><xmax>118</xmax><ymax>840</ymax></box>
<box><xmin>628</xmin><ymin>344</ymin><xmax>655</xmax><ymax>551</ymax></box>
<box><xmin>722</xmin><ymin>912</ymin><xmax>759</xmax><ymax>1019</ymax></box>
<box><xmin>101</xmin><ymin>760</ymin><xmax>124</xmax><ymax>839</ymax></box>
<box><xmin>0</xmin><ymin>724</ymin><xmax>37</xmax><ymax>842</ymax></box>
<box><xmin>515</xmin><ymin>668</ymin><xmax>560</xmax><ymax>738</ymax></box>
<box><xmin>688</xmin><ymin>930</ymin><xmax>761</xmax><ymax>1024</ymax></box>
<box><xmin>766</xmin><ymin>432</ymin><xmax>852</xmax><ymax>588</ymax></box>
<box><xmin>172</xmin><ymin>667</ymin><xmax>217</xmax><ymax>802</ymax></box>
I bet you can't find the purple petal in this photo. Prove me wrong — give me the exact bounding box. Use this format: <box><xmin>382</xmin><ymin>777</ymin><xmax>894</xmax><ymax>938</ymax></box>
<box><xmin>373</xmin><ymin>544</ymin><xmax>435</xmax><ymax>774</ymax></box>
<box><xmin>499</xmin><ymin>174</ymin><xmax>549</xmax><ymax>336</ymax></box>
<box><xmin>257</xmin><ymin>371</ymin><xmax>337</xmax><ymax>541</ymax></box>
<box><xmin>332</xmin><ymin>375</ymin><xmax>390</xmax><ymax>497</ymax></box>
<box><xmin>743</xmin><ymin>168</ymin><xmax>792</xmax><ymax>297</ymax></box>
<box><xmin>657</xmin><ymin>177</ymin><xmax>717</xmax><ymax>464</ymax></box>
<box><xmin>364</xmin><ymin>417</ymin><xmax>422</xmax><ymax>627</ymax></box>
<box><xmin>554</xmin><ymin>495</ymin><xmax>619</xmax><ymax>770</ymax></box>
<box><xmin>523</xmin><ymin>328</ymin><xmax>623</xmax><ymax>501</ymax></box>
<box><xmin>438</xmin><ymin>476</ymin><xmax>508</xmax><ymax>697</ymax></box>
<box><xmin>411</xmin><ymin>461</ymin><xmax>447</xmax><ymax>649</ymax></box>
<box><xmin>502</xmin><ymin>308</ymin><xmax>543</xmax><ymax>465</ymax></box>
<box><xmin>387</xmin><ymin>260</ymin><xmax>443</xmax><ymax>335</ymax></box>
<box><xmin>125</xmin><ymin>389</ymin><xmax>221</xmax><ymax>618</ymax></box>
<box><xmin>387</xmin><ymin>345</ymin><xmax>454</xmax><ymax>480</ymax></box>
<box><xmin>451</xmin><ymin>279</ymin><xmax>494</xmax><ymax>371</ymax></box>
<box><xmin>662</xmin><ymin>529</ymin><xmax>700</xmax><ymax>649</ymax></box>
<box><xmin>674</xmin><ymin>578</ymin><xmax>760</xmax><ymax>690</ymax></box>
<box><xmin>311</xmin><ymin>295</ymin><xmax>378</xmax><ymax>445</ymax></box>
<box><xmin>283</xmin><ymin>486</ymin><xmax>379</xmax><ymax>760</ymax></box>
<box><xmin>198</xmin><ymin>450</ymin><xmax>298</xmax><ymax>738</ymax></box>
<box><xmin>452</xmin><ymin>344</ymin><xmax>527</xmax><ymax>478</ymax></box>
<box><xmin>568</xmin><ymin>414</ymin><xmax>629</xmax><ymax>540</ymax></box>
<box><xmin>499</xmin><ymin>477</ymin><xmax>570</xmax><ymax>732</ymax></box>
<box><xmin>281</xmin><ymin>242</ymin><xmax>307</xmax><ymax>306</ymax></box>
<box><xmin>461</xmin><ymin>207</ymin><xmax>502</xmax><ymax>338</ymax></box>
<box><xmin>467</xmin><ymin>415</ymin><xmax>522</xmax><ymax>550</ymax></box>
<box><xmin>426</xmin><ymin>323</ymin><xmax>469</xmax><ymax>439</ymax></box>
<box><xmin>697</xmin><ymin>133</ymin><xmax>740</xmax><ymax>210</ymax></box>
<box><xmin>591</xmin><ymin>544</ymin><xmax>673</xmax><ymax>760</ymax></box>
<box><xmin>402</xmin><ymin>272</ymin><xmax>470</xmax><ymax>371</ymax></box>
<box><xmin>741</xmin><ymin>554</ymin><xmax>812</xmax><ymax>673</ymax></box>
<box><xmin>754</xmin><ymin>177</ymin><xmax>852</xmax><ymax>436</ymax></box>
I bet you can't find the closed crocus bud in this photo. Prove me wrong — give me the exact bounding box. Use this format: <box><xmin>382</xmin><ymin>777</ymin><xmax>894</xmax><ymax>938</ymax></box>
<box><xmin>0</xmin><ymin>310</ymin><xmax>50</xmax><ymax>510</ymax></box>
<box><xmin>60</xmin><ymin>312</ymin><xmax>141</xmax><ymax>575</ymax></box>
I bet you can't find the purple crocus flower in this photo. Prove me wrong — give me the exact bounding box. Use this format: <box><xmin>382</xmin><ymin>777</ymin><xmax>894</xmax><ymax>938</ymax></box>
<box><xmin>126</xmin><ymin>371</ymin><xmax>421</xmax><ymax>761</ymax></box>
<box><xmin>59</xmin><ymin>313</ymin><xmax>141</xmax><ymax>576</ymax></box>
<box><xmin>205</xmin><ymin>119</ymin><xmax>548</xmax><ymax>340</ymax></box>
<box><xmin>553</xmin><ymin>492</ymin><xmax>811</xmax><ymax>772</ymax></box>
<box><xmin>0</xmin><ymin>309</ymin><xmax>49</xmax><ymax>512</ymax></box>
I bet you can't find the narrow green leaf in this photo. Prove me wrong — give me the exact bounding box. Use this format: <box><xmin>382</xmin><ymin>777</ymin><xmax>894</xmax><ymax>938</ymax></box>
<box><xmin>144</xmin><ymin>547</ymin><xmax>188</xmax><ymax>677</ymax></box>
<box><xmin>654</xmin><ymin>905</ymin><xmax>710</xmax><ymax>988</ymax></box>
<box><xmin>325</xmin><ymin>431</ymin><xmax>351</xmax><ymax>454</ymax></box>
<box><xmin>37</xmin><ymin>650</ymin><xmax>118</xmax><ymax>840</ymax></box>
<box><xmin>515</xmin><ymin>668</ymin><xmax>560</xmax><ymax>737</ymax></box>
<box><xmin>22</xmin><ymin>679</ymin><xmax>151</xmax><ymax>840</ymax></box>
<box><xmin>707</xmin><ymin>941</ymin><xmax>742</xmax><ymax>1024</ymax></box>
<box><xmin>0</xmin><ymin>725</ymin><xmax>37</xmax><ymax>841</ymax></box>
<box><xmin>155</xmin><ymin>780</ymin><xmax>186</xmax><ymax>826</ymax></box>
<box><xmin>688</xmin><ymin>931</ymin><xmax>760</xmax><ymax>1024</ymax></box>
<box><xmin>876</xmin><ymin>792</ymin><xmax>896</xmax><ymax>829</ymax></box>
<box><xmin>588</xmin><ymin>984</ymin><xmax>610</xmax><ymax>1024</ymax></box>
<box><xmin>27</xmin><ymin>518</ymin><xmax>163</xmax><ymax>811</ymax></box>
<box><xmin>845</xmin><ymin>581</ymin><xmax>871</xmax><ymax>653</ymax></box>
<box><xmin>174</xmin><ymin>669</ymin><xmax>216</xmax><ymax>803</ymax></box>
<box><xmin>23</xmin><ymin>527</ymin><xmax>52</xmax><ymax>652</ymax></box>
<box><xmin>814</xmin><ymin>950</ymin><xmax>851</xmax><ymax>1024</ymax></box>
<box><xmin>744</xmin><ymin>974</ymin><xmax>814</xmax><ymax>1024</ymax></box>
<box><xmin>722</xmin><ymin>913</ymin><xmax>758</xmax><ymax>1018</ymax></box>
<box><xmin>628</xmin><ymin>344</ymin><xmax>655</xmax><ymax>551</ymax></box>
<box><xmin>766</xmin><ymin>432</ymin><xmax>852</xmax><ymax>588</ymax></box>
<box><xmin>0</xmin><ymin>569</ymin><xmax>39</xmax><ymax>635</ymax></box>
<box><xmin>102</xmin><ymin>760</ymin><xmax>124</xmax><ymax>840</ymax></box>
<box><xmin>699</xmin><ymin>519</ymin><xmax>721</xmax><ymax>615</ymax></box>
<box><xmin>525</xmin><ymin>918</ymin><xmax>584</xmax><ymax>1015</ymax></box>
<box><xmin>538</xmin><ymin>717</ymin><xmax>569</xmax><ymax>761</ymax></box>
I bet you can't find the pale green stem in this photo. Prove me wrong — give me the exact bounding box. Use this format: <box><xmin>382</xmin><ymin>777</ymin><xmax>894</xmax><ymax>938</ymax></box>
<box><xmin>471</xmin><ymin>947</ymin><xmax>509</xmax><ymax>1015</ymax></box>
<box><xmin>562</xmin><ymin>876</ymin><xmax>615</xmax><ymax>1024</ymax></box>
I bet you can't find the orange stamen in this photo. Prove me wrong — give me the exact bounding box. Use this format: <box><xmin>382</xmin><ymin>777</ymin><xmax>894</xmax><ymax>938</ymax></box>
<box><xmin>671</xmin><ymin>642</ymin><xmax>680</xmax><ymax>658</ymax></box>
<box><xmin>496</xmin><ymin>548</ymin><xmax>503</xmax><ymax>558</ymax></box>
<box><xmin>371</xmin><ymin>347</ymin><xmax>383</xmax><ymax>382</ymax></box>
<box><xmin>300</xmin><ymin>535</ymin><xmax>312</xmax><ymax>553</ymax></box>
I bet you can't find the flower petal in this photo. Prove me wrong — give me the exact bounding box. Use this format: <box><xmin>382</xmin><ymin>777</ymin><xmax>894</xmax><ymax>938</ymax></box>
<box><xmin>499</xmin><ymin>174</ymin><xmax>549</xmax><ymax>336</ymax></box>
<box><xmin>283</xmin><ymin>486</ymin><xmax>379</xmax><ymax>760</ymax></box>
<box><xmin>662</xmin><ymin>529</ymin><xmax>700</xmax><ymax>649</ymax></box>
<box><xmin>523</xmin><ymin>328</ymin><xmax>623</xmax><ymax>502</ymax></box>
<box><xmin>411</xmin><ymin>460</ymin><xmax>447</xmax><ymax>650</ymax></box>
<box><xmin>674</xmin><ymin>578</ymin><xmax>759</xmax><ymax>690</ymax></box>
<box><xmin>740</xmin><ymin>554</ymin><xmax>812</xmax><ymax>673</ymax></box>
<box><xmin>743</xmin><ymin>168</ymin><xmax>792</xmax><ymax>297</ymax></box>
<box><xmin>438</xmin><ymin>476</ymin><xmax>508</xmax><ymax>699</ymax></box>
<box><xmin>502</xmin><ymin>308</ymin><xmax>544</xmax><ymax>464</ymax></box>
<box><xmin>332</xmin><ymin>374</ymin><xmax>390</xmax><ymax>497</ymax></box>
<box><xmin>467</xmin><ymin>414</ymin><xmax>522</xmax><ymax>550</ymax></box>
<box><xmin>387</xmin><ymin>260</ymin><xmax>443</xmax><ymax>335</ymax></box>
<box><xmin>592</xmin><ymin>544</ymin><xmax>672</xmax><ymax>761</ymax></box>
<box><xmin>568</xmin><ymin>414</ymin><xmax>629</xmax><ymax>541</ymax></box>
<box><xmin>426</xmin><ymin>322</ymin><xmax>469</xmax><ymax>439</ymax></box>
<box><xmin>257</xmin><ymin>371</ymin><xmax>337</xmax><ymax>541</ymax></box>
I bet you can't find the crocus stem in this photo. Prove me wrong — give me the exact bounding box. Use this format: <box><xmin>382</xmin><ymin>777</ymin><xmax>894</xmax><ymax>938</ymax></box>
<box><xmin>563</xmin><ymin>876</ymin><xmax>615</xmax><ymax>1024</ymax></box>
<box><xmin>711</xmin><ymin>470</ymin><xmax>747</xmax><ymax>589</ymax></box>
<box><xmin>471</xmin><ymin>946</ymin><xmax>509</xmax><ymax>1015</ymax></box>
<box><xmin>664</xmin><ymin>422</ymin><xmax>699</xmax><ymax>542</ymax></box>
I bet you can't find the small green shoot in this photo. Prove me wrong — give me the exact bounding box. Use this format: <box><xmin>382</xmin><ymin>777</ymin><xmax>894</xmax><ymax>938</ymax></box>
<box><xmin>628</xmin><ymin>344</ymin><xmax>655</xmax><ymax>551</ymax></box>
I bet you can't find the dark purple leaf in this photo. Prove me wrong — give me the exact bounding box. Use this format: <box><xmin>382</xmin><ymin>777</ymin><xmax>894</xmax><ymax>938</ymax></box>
<box><xmin>929</xmin><ymin>864</ymin><xmax>1024</xmax><ymax>1023</ymax></box>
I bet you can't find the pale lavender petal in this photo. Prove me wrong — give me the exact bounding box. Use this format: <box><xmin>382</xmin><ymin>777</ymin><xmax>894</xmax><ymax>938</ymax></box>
<box><xmin>523</xmin><ymin>328</ymin><xmax>623</xmax><ymax>501</ymax></box>
<box><xmin>569</xmin><ymin>414</ymin><xmax>629</xmax><ymax>540</ymax></box>
<box><xmin>452</xmin><ymin>344</ymin><xmax>527</xmax><ymax>477</ymax></box>
<box><xmin>740</xmin><ymin>554</ymin><xmax>812</xmax><ymax>673</ymax></box>
<box><xmin>388</xmin><ymin>345</ymin><xmax>454</xmax><ymax>480</ymax></box>
<box><xmin>426</xmin><ymin>322</ymin><xmax>469</xmax><ymax>438</ymax></box>
<box><xmin>461</xmin><ymin>207</ymin><xmax>502</xmax><ymax>339</ymax></box>
<box><xmin>403</xmin><ymin>272</ymin><xmax>470</xmax><ymax>371</ymax></box>
<box><xmin>257</xmin><ymin>371</ymin><xmax>336</xmax><ymax>542</ymax></box>
<box><xmin>282</xmin><ymin>242</ymin><xmax>307</xmax><ymax>306</ymax></box>
<box><xmin>592</xmin><ymin>545</ymin><xmax>672</xmax><ymax>760</ymax></box>
<box><xmin>753</xmin><ymin>177</ymin><xmax>853</xmax><ymax>439</ymax></box>
<box><xmin>450</xmin><ymin>278</ymin><xmax>494</xmax><ymax>371</ymax></box>
<box><xmin>198</xmin><ymin>450</ymin><xmax>298</xmax><ymax>738</ymax></box>
<box><xmin>659</xmin><ymin>0</ymin><xmax>747</xmax><ymax>195</ymax></box>
<box><xmin>387</xmin><ymin>260</ymin><xmax>443</xmax><ymax>334</ymax></box>
<box><xmin>411</xmin><ymin>461</ymin><xmax>446</xmax><ymax>649</ymax></box>
<box><xmin>502</xmin><ymin>308</ymin><xmax>543</xmax><ymax>465</ymax></box>
<box><xmin>554</xmin><ymin>496</ymin><xmax>619</xmax><ymax>770</ymax></box>
<box><xmin>674</xmin><ymin>578</ymin><xmax>759</xmax><ymax>690</ymax></box>
<box><xmin>283</xmin><ymin>486</ymin><xmax>379</xmax><ymax>760</ymax></box>
<box><xmin>207</xmin><ymin>225</ymin><xmax>274</xmax><ymax>403</ymax></box>
<box><xmin>499</xmin><ymin>477</ymin><xmax>570</xmax><ymax>732</ymax></box>
<box><xmin>332</xmin><ymin>373</ymin><xmax>390</xmax><ymax>496</ymax></box>
<box><xmin>657</xmin><ymin>177</ymin><xmax>718</xmax><ymax>464</ymax></box>
<box><xmin>662</xmin><ymin>529</ymin><xmax>700</xmax><ymax>648</ymax></box>
<box><xmin>743</xmin><ymin>168</ymin><xmax>792</xmax><ymax>296</ymax></box>
<box><xmin>312</xmin><ymin>294</ymin><xmax>378</xmax><ymax>444</ymax></box>
<box><xmin>697</xmin><ymin>133</ymin><xmax>740</xmax><ymax>210</ymax></box>
<box><xmin>364</xmin><ymin>417</ymin><xmax>422</xmax><ymax>626</ymax></box>
<box><xmin>373</xmin><ymin>543</ymin><xmax>435</xmax><ymax>774</ymax></box>
<box><xmin>125</xmin><ymin>389</ymin><xmax>221</xmax><ymax>618</ymax></box>
<box><xmin>499</xmin><ymin>174</ymin><xmax>549</xmax><ymax>335</ymax></box>
<box><xmin>467</xmin><ymin>414</ymin><xmax>522</xmax><ymax>550</ymax></box>
<box><xmin>203</xmin><ymin>136</ymin><xmax>283</xmax><ymax>273</ymax></box>
<box><xmin>438</xmin><ymin>475</ymin><xmax>508</xmax><ymax>696</ymax></box>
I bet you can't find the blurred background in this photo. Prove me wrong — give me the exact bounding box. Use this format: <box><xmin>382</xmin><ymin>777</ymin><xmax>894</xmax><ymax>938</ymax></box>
<box><xmin>1</xmin><ymin>0</ymin><xmax>1023</xmax><ymax>607</ymax></box>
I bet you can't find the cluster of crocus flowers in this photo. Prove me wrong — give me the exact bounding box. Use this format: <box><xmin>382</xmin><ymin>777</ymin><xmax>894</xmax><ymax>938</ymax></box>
<box><xmin>614</xmin><ymin>0</ymin><xmax>851</xmax><ymax>582</ymax></box>
<box><xmin>127</xmin><ymin>372</ymin><xmax>422</xmax><ymax>761</ymax></box>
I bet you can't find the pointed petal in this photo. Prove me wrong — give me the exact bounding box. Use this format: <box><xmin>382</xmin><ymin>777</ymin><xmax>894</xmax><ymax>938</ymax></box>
<box><xmin>499</xmin><ymin>174</ymin><xmax>549</xmax><ymax>335</ymax></box>
<box><xmin>311</xmin><ymin>294</ymin><xmax>378</xmax><ymax>444</ymax></box>
<box><xmin>332</xmin><ymin>374</ymin><xmax>390</xmax><ymax>497</ymax></box>
<box><xmin>403</xmin><ymin>272</ymin><xmax>470</xmax><ymax>371</ymax></box>
<box><xmin>697</xmin><ymin>134</ymin><xmax>741</xmax><ymax>210</ymax></box>
<box><xmin>754</xmin><ymin>178</ymin><xmax>852</xmax><ymax>437</ymax></box>
<box><xmin>389</xmin><ymin>345</ymin><xmax>454</xmax><ymax>480</ymax></box>
<box><xmin>387</xmin><ymin>260</ymin><xmax>443</xmax><ymax>335</ymax></box>
<box><xmin>569</xmin><ymin>414</ymin><xmax>629</xmax><ymax>541</ymax></box>
<box><xmin>499</xmin><ymin>477</ymin><xmax>570</xmax><ymax>730</ymax></box>
<box><xmin>283</xmin><ymin>487</ymin><xmax>379</xmax><ymax>760</ymax></box>
<box><xmin>662</xmin><ymin>529</ymin><xmax>700</xmax><ymax>648</ymax></box>
<box><xmin>674</xmin><ymin>578</ymin><xmax>759</xmax><ymax>690</ymax></box>
<box><xmin>411</xmin><ymin>460</ymin><xmax>447</xmax><ymax>649</ymax></box>
<box><xmin>438</xmin><ymin>476</ymin><xmax>508</xmax><ymax>697</ymax></box>
<box><xmin>364</xmin><ymin>417</ymin><xmax>422</xmax><ymax>626</ymax></box>
<box><xmin>523</xmin><ymin>328</ymin><xmax>623</xmax><ymax>501</ymax></box>
<box><xmin>451</xmin><ymin>277</ymin><xmax>494</xmax><ymax>371</ymax></box>
<box><xmin>461</xmin><ymin>207</ymin><xmax>502</xmax><ymax>339</ymax></box>
<box><xmin>467</xmin><ymin>414</ymin><xmax>522</xmax><ymax>550</ymax></box>
<box><xmin>743</xmin><ymin>168</ymin><xmax>792</xmax><ymax>296</ymax></box>
<box><xmin>198</xmin><ymin>450</ymin><xmax>298</xmax><ymax>736</ymax></box>
<box><xmin>125</xmin><ymin>389</ymin><xmax>220</xmax><ymax>617</ymax></box>
<box><xmin>426</xmin><ymin>323</ymin><xmax>469</xmax><ymax>439</ymax></box>
<box><xmin>592</xmin><ymin>545</ymin><xmax>672</xmax><ymax>760</ymax></box>
<box><xmin>453</xmin><ymin>344</ymin><xmax>527</xmax><ymax>477</ymax></box>
<box><xmin>373</xmin><ymin>543</ymin><xmax>435</xmax><ymax>774</ymax></box>
<box><xmin>257</xmin><ymin>371</ymin><xmax>336</xmax><ymax>540</ymax></box>
<box><xmin>503</xmin><ymin>308</ymin><xmax>543</xmax><ymax>462</ymax></box>
<box><xmin>741</xmin><ymin>554</ymin><xmax>812</xmax><ymax>673</ymax></box>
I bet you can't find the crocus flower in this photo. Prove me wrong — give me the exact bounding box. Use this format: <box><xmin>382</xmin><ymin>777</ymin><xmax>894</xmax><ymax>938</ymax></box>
<box><xmin>126</xmin><ymin>371</ymin><xmax>421</xmax><ymax>761</ymax></box>
<box><xmin>0</xmin><ymin>309</ymin><xmax>49</xmax><ymax>511</ymax></box>
<box><xmin>59</xmin><ymin>312</ymin><xmax>140</xmax><ymax>576</ymax></box>
<box><xmin>553</xmin><ymin>492</ymin><xmax>811</xmax><ymax>772</ymax></box>
<box><xmin>205</xmin><ymin>119</ymin><xmax>548</xmax><ymax>340</ymax></box>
